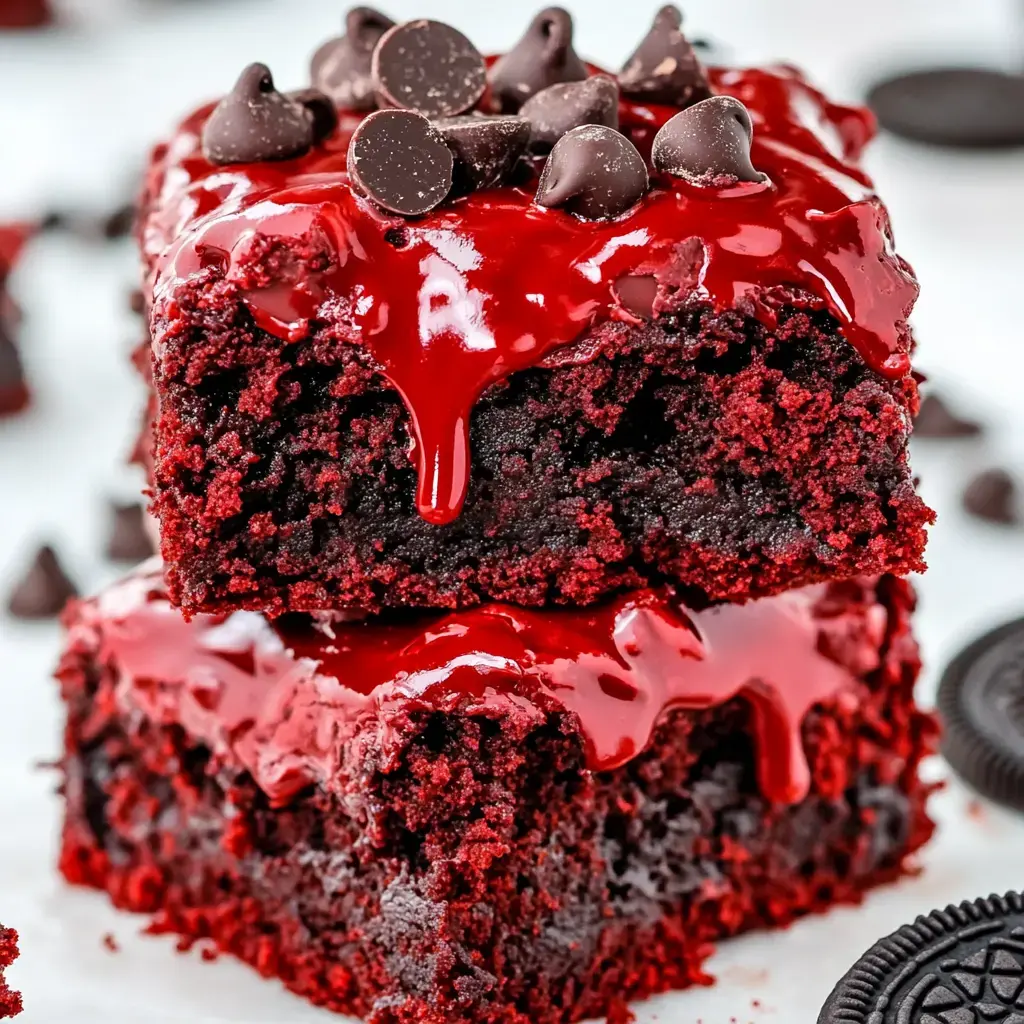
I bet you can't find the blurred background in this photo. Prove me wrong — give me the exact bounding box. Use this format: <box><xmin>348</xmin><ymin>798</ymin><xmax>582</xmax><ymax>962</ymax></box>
<box><xmin>2</xmin><ymin>1</ymin><xmax>1024</xmax><ymax>1021</ymax></box>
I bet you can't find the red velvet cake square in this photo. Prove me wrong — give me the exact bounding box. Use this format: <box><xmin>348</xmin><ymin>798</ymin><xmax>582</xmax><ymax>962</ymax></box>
<box><xmin>139</xmin><ymin>7</ymin><xmax>932</xmax><ymax>617</ymax></box>
<box><xmin>58</xmin><ymin>562</ymin><xmax>936</xmax><ymax>1024</ymax></box>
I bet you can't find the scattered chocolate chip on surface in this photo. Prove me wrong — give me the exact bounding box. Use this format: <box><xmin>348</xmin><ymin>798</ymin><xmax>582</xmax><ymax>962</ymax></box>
<box><xmin>436</xmin><ymin>115</ymin><xmax>531</xmax><ymax>193</ymax></box>
<box><xmin>6</xmin><ymin>544</ymin><xmax>78</xmax><ymax>620</ymax></box>
<box><xmin>817</xmin><ymin>893</ymin><xmax>1024</xmax><ymax>1024</ymax></box>
<box><xmin>202</xmin><ymin>63</ymin><xmax>316</xmax><ymax>165</ymax></box>
<box><xmin>520</xmin><ymin>74</ymin><xmax>620</xmax><ymax>151</ymax></box>
<box><xmin>487</xmin><ymin>7</ymin><xmax>588</xmax><ymax>113</ymax></box>
<box><xmin>371</xmin><ymin>19</ymin><xmax>486</xmax><ymax>119</ymax></box>
<box><xmin>963</xmin><ymin>468</ymin><xmax>1019</xmax><ymax>525</ymax></box>
<box><xmin>288</xmin><ymin>87</ymin><xmax>339</xmax><ymax>143</ymax></box>
<box><xmin>618</xmin><ymin>4</ymin><xmax>712</xmax><ymax>108</ymax></box>
<box><xmin>105</xmin><ymin>502</ymin><xmax>156</xmax><ymax>564</ymax></box>
<box><xmin>652</xmin><ymin>95</ymin><xmax>766</xmax><ymax>185</ymax></box>
<box><xmin>102</xmin><ymin>202</ymin><xmax>136</xmax><ymax>240</ymax></box>
<box><xmin>311</xmin><ymin>6</ymin><xmax>395</xmax><ymax>112</ymax></box>
<box><xmin>868</xmin><ymin>68</ymin><xmax>1024</xmax><ymax>148</ymax></box>
<box><xmin>936</xmin><ymin>618</ymin><xmax>1024</xmax><ymax>812</ymax></box>
<box><xmin>914</xmin><ymin>392</ymin><xmax>983</xmax><ymax>438</ymax></box>
<box><xmin>535</xmin><ymin>124</ymin><xmax>648</xmax><ymax>220</ymax></box>
<box><xmin>613</xmin><ymin>274</ymin><xmax>660</xmax><ymax>320</ymax></box>
<box><xmin>348</xmin><ymin>109</ymin><xmax>454</xmax><ymax>215</ymax></box>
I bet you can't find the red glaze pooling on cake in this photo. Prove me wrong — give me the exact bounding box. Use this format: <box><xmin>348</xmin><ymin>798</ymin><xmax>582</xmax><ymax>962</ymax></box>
<box><xmin>84</xmin><ymin>561</ymin><xmax>884</xmax><ymax>807</ymax></box>
<box><xmin>146</xmin><ymin>66</ymin><xmax>918</xmax><ymax>525</ymax></box>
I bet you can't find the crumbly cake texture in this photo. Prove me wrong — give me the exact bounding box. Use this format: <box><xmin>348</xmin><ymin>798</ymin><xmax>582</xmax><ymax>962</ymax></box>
<box><xmin>0</xmin><ymin>927</ymin><xmax>22</xmax><ymax>1019</ymax></box>
<box><xmin>58</xmin><ymin>567</ymin><xmax>937</xmax><ymax>1024</ymax></box>
<box><xmin>141</xmin><ymin>39</ymin><xmax>932</xmax><ymax>618</ymax></box>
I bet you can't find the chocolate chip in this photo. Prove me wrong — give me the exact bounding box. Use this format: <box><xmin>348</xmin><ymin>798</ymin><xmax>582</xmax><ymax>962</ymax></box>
<box><xmin>520</xmin><ymin>74</ymin><xmax>619</xmax><ymax>152</ymax></box>
<box><xmin>105</xmin><ymin>502</ymin><xmax>156</xmax><ymax>564</ymax></box>
<box><xmin>288</xmin><ymin>87</ymin><xmax>339</xmax><ymax>143</ymax></box>
<box><xmin>436</xmin><ymin>115</ymin><xmax>531</xmax><ymax>193</ymax></box>
<box><xmin>652</xmin><ymin>95</ymin><xmax>766</xmax><ymax>186</ymax></box>
<box><xmin>963</xmin><ymin>468</ymin><xmax>1019</xmax><ymax>525</ymax></box>
<box><xmin>914</xmin><ymin>392</ymin><xmax>983</xmax><ymax>438</ymax></box>
<box><xmin>488</xmin><ymin>7</ymin><xmax>588</xmax><ymax>114</ymax></box>
<box><xmin>619</xmin><ymin>5</ymin><xmax>712</xmax><ymax>108</ymax></box>
<box><xmin>6</xmin><ymin>544</ymin><xmax>78</xmax><ymax>620</ymax></box>
<box><xmin>202</xmin><ymin>63</ymin><xmax>315</xmax><ymax>165</ymax></box>
<box><xmin>102</xmin><ymin>202</ymin><xmax>136</xmax><ymax>240</ymax></box>
<box><xmin>535</xmin><ymin>125</ymin><xmax>648</xmax><ymax>221</ymax></box>
<box><xmin>348</xmin><ymin>109</ymin><xmax>453</xmax><ymax>215</ymax></box>
<box><xmin>613</xmin><ymin>275</ymin><xmax>659</xmax><ymax>320</ymax></box>
<box><xmin>868</xmin><ymin>68</ymin><xmax>1024</xmax><ymax>148</ymax></box>
<box><xmin>311</xmin><ymin>6</ymin><xmax>395</xmax><ymax>112</ymax></box>
<box><xmin>0</xmin><ymin>324</ymin><xmax>27</xmax><ymax>416</ymax></box>
<box><xmin>372</xmin><ymin>19</ymin><xmax>486</xmax><ymax>119</ymax></box>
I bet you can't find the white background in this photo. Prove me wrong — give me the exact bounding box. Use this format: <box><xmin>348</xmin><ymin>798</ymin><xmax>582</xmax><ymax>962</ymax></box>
<box><xmin>2</xmin><ymin>1</ymin><xmax>1024</xmax><ymax>1021</ymax></box>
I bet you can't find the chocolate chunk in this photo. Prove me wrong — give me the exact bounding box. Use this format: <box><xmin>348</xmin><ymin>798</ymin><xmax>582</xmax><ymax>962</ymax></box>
<box><xmin>868</xmin><ymin>68</ymin><xmax>1024</xmax><ymax>148</ymax></box>
<box><xmin>288</xmin><ymin>87</ymin><xmax>339</xmax><ymax>143</ymax></box>
<box><xmin>618</xmin><ymin>5</ymin><xmax>712</xmax><ymax>108</ymax></box>
<box><xmin>613</xmin><ymin>275</ymin><xmax>659</xmax><ymax>320</ymax></box>
<box><xmin>6</xmin><ymin>544</ymin><xmax>78</xmax><ymax>620</ymax></box>
<box><xmin>436</xmin><ymin>115</ymin><xmax>531</xmax><ymax>193</ymax></box>
<box><xmin>963</xmin><ymin>468</ymin><xmax>1019</xmax><ymax>525</ymax></box>
<box><xmin>371</xmin><ymin>19</ymin><xmax>486</xmax><ymax>119</ymax></box>
<box><xmin>914</xmin><ymin>392</ymin><xmax>982</xmax><ymax>438</ymax></box>
<box><xmin>818</xmin><ymin>893</ymin><xmax>1024</xmax><ymax>1023</ymax></box>
<box><xmin>488</xmin><ymin>7</ymin><xmax>588</xmax><ymax>114</ymax></box>
<box><xmin>102</xmin><ymin>202</ymin><xmax>136</xmax><ymax>240</ymax></box>
<box><xmin>936</xmin><ymin>618</ymin><xmax>1024</xmax><ymax>812</ymax></box>
<box><xmin>535</xmin><ymin>125</ymin><xmax>648</xmax><ymax>220</ymax></box>
<box><xmin>520</xmin><ymin>74</ymin><xmax>619</xmax><ymax>152</ymax></box>
<box><xmin>652</xmin><ymin>95</ymin><xmax>766</xmax><ymax>185</ymax></box>
<box><xmin>202</xmin><ymin>63</ymin><xmax>315</xmax><ymax>166</ymax></box>
<box><xmin>0</xmin><ymin>324</ymin><xmax>28</xmax><ymax>415</ymax></box>
<box><xmin>106</xmin><ymin>502</ymin><xmax>156</xmax><ymax>564</ymax></box>
<box><xmin>311</xmin><ymin>6</ymin><xmax>395</xmax><ymax>112</ymax></box>
<box><xmin>348</xmin><ymin>109</ymin><xmax>454</xmax><ymax>215</ymax></box>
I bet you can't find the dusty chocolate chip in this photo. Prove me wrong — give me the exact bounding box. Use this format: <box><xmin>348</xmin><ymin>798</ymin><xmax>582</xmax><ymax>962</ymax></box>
<box><xmin>963</xmin><ymin>469</ymin><xmax>1019</xmax><ymax>525</ymax></box>
<box><xmin>488</xmin><ymin>7</ymin><xmax>588</xmax><ymax>114</ymax></box>
<box><xmin>288</xmin><ymin>87</ymin><xmax>339</xmax><ymax>143</ymax></box>
<box><xmin>868</xmin><ymin>68</ymin><xmax>1024</xmax><ymax>148</ymax></box>
<box><xmin>6</xmin><ymin>544</ymin><xmax>78</xmax><ymax>620</ymax></box>
<box><xmin>535</xmin><ymin>125</ymin><xmax>648</xmax><ymax>220</ymax></box>
<box><xmin>311</xmin><ymin>6</ymin><xmax>395</xmax><ymax>112</ymax></box>
<box><xmin>202</xmin><ymin>63</ymin><xmax>315</xmax><ymax>165</ymax></box>
<box><xmin>613</xmin><ymin>275</ymin><xmax>659</xmax><ymax>320</ymax></box>
<box><xmin>520</xmin><ymin>74</ymin><xmax>619</xmax><ymax>152</ymax></box>
<box><xmin>106</xmin><ymin>502</ymin><xmax>156</xmax><ymax>563</ymax></box>
<box><xmin>372</xmin><ymin>19</ymin><xmax>486</xmax><ymax>119</ymax></box>
<box><xmin>652</xmin><ymin>95</ymin><xmax>766</xmax><ymax>185</ymax></box>
<box><xmin>348</xmin><ymin>109</ymin><xmax>454</xmax><ymax>215</ymax></box>
<box><xmin>619</xmin><ymin>5</ymin><xmax>712</xmax><ymax>108</ymax></box>
<box><xmin>914</xmin><ymin>392</ymin><xmax>983</xmax><ymax>438</ymax></box>
<box><xmin>436</xmin><ymin>115</ymin><xmax>531</xmax><ymax>193</ymax></box>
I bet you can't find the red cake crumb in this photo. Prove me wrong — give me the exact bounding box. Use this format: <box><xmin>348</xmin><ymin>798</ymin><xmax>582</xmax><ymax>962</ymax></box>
<box><xmin>0</xmin><ymin>927</ymin><xmax>22</xmax><ymax>1019</ymax></box>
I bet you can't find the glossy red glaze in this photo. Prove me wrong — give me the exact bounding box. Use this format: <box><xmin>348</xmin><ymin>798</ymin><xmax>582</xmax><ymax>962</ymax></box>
<box><xmin>145</xmin><ymin>65</ymin><xmax>917</xmax><ymax>525</ymax></box>
<box><xmin>80</xmin><ymin>561</ymin><xmax>889</xmax><ymax>807</ymax></box>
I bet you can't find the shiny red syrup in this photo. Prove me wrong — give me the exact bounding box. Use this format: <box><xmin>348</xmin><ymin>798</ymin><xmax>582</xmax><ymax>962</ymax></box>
<box><xmin>146</xmin><ymin>65</ymin><xmax>918</xmax><ymax>526</ymax></box>
<box><xmin>84</xmin><ymin>561</ymin><xmax>886</xmax><ymax>807</ymax></box>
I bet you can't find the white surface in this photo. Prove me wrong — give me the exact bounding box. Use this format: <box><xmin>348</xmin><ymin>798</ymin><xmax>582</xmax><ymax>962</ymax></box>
<box><xmin>2</xmin><ymin>1</ymin><xmax>1024</xmax><ymax>1021</ymax></box>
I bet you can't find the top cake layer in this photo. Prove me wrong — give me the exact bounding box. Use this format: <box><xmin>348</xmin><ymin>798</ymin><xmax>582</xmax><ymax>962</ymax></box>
<box><xmin>139</xmin><ymin>7</ymin><xmax>931</xmax><ymax>616</ymax></box>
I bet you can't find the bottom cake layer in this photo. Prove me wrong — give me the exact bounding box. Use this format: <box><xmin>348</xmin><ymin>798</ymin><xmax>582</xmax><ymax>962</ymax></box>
<box><xmin>56</xmin><ymin>566</ymin><xmax>937</xmax><ymax>1024</ymax></box>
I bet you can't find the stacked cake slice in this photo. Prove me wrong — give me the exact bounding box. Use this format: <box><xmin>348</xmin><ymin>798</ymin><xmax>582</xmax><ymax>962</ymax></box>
<box><xmin>56</xmin><ymin>7</ymin><xmax>938</xmax><ymax>1024</ymax></box>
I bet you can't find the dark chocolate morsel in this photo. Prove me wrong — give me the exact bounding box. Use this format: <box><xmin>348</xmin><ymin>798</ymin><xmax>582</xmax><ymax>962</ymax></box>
<box><xmin>914</xmin><ymin>392</ymin><xmax>982</xmax><ymax>438</ymax></box>
<box><xmin>652</xmin><ymin>95</ymin><xmax>766</xmax><ymax>185</ymax></box>
<box><xmin>436</xmin><ymin>115</ymin><xmax>531</xmax><ymax>193</ymax></box>
<box><xmin>372</xmin><ymin>19</ymin><xmax>486</xmax><ymax>119</ymax></box>
<box><xmin>348</xmin><ymin>109</ymin><xmax>454</xmax><ymax>215</ymax></box>
<box><xmin>535</xmin><ymin>124</ymin><xmax>649</xmax><ymax>221</ymax></box>
<box><xmin>963</xmin><ymin>468</ymin><xmax>1019</xmax><ymax>525</ymax></box>
<box><xmin>203</xmin><ymin>63</ymin><xmax>315</xmax><ymax>165</ymax></box>
<box><xmin>311</xmin><ymin>6</ymin><xmax>395</xmax><ymax>112</ymax></box>
<box><xmin>6</xmin><ymin>544</ymin><xmax>78</xmax><ymax>619</ymax></box>
<box><xmin>618</xmin><ymin>5</ymin><xmax>712</xmax><ymax>108</ymax></box>
<box><xmin>106</xmin><ymin>502</ymin><xmax>156</xmax><ymax>564</ymax></box>
<box><xmin>520</xmin><ymin>74</ymin><xmax>619</xmax><ymax>152</ymax></box>
<box><xmin>613</xmin><ymin>275</ymin><xmax>659</xmax><ymax>320</ymax></box>
<box><xmin>288</xmin><ymin>87</ymin><xmax>339</xmax><ymax>143</ymax></box>
<box><xmin>487</xmin><ymin>7</ymin><xmax>588</xmax><ymax>114</ymax></box>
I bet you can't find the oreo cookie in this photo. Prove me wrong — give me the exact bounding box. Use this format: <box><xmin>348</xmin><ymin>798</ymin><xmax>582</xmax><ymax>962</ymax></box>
<box><xmin>937</xmin><ymin>617</ymin><xmax>1024</xmax><ymax>810</ymax></box>
<box><xmin>819</xmin><ymin>892</ymin><xmax>1024</xmax><ymax>1024</ymax></box>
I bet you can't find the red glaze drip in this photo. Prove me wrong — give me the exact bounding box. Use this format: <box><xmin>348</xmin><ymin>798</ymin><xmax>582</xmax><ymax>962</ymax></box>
<box><xmin>145</xmin><ymin>65</ymin><xmax>917</xmax><ymax>525</ymax></box>
<box><xmin>77</xmin><ymin>561</ymin><xmax>888</xmax><ymax>808</ymax></box>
